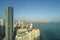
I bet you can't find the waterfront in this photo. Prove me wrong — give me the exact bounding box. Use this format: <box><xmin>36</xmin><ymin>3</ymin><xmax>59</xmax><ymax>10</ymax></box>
<box><xmin>33</xmin><ymin>22</ymin><xmax>60</xmax><ymax>40</ymax></box>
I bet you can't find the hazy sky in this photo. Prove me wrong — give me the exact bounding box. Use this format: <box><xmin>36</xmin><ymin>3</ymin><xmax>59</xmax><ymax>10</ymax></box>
<box><xmin>0</xmin><ymin>0</ymin><xmax>60</xmax><ymax>22</ymax></box>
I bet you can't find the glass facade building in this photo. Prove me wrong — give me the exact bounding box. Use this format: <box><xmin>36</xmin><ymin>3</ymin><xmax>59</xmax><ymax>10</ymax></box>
<box><xmin>5</xmin><ymin>7</ymin><xmax>13</xmax><ymax>40</ymax></box>
<box><xmin>0</xmin><ymin>19</ymin><xmax>4</xmax><ymax>40</ymax></box>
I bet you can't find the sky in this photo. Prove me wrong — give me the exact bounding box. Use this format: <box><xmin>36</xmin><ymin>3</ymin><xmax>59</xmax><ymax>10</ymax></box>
<box><xmin>0</xmin><ymin>0</ymin><xmax>60</xmax><ymax>22</ymax></box>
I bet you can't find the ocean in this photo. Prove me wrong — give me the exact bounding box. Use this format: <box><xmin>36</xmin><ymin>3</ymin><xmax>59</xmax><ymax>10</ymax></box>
<box><xmin>32</xmin><ymin>22</ymin><xmax>60</xmax><ymax>40</ymax></box>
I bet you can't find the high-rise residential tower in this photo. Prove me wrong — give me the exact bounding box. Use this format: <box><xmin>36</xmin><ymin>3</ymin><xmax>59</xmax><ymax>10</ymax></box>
<box><xmin>5</xmin><ymin>7</ymin><xmax>13</xmax><ymax>40</ymax></box>
<box><xmin>0</xmin><ymin>19</ymin><xmax>4</xmax><ymax>40</ymax></box>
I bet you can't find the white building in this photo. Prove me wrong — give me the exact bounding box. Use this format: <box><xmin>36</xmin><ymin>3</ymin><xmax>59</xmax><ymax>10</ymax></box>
<box><xmin>13</xmin><ymin>20</ymin><xmax>32</xmax><ymax>29</ymax></box>
<box><xmin>15</xmin><ymin>28</ymin><xmax>40</xmax><ymax>40</ymax></box>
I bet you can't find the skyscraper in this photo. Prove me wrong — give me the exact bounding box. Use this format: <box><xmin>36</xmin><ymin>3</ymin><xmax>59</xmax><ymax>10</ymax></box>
<box><xmin>0</xmin><ymin>19</ymin><xmax>4</xmax><ymax>40</ymax></box>
<box><xmin>5</xmin><ymin>7</ymin><xmax>13</xmax><ymax>40</ymax></box>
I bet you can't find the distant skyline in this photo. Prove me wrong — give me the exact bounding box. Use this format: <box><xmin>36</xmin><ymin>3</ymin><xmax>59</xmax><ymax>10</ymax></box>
<box><xmin>0</xmin><ymin>0</ymin><xmax>60</xmax><ymax>22</ymax></box>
